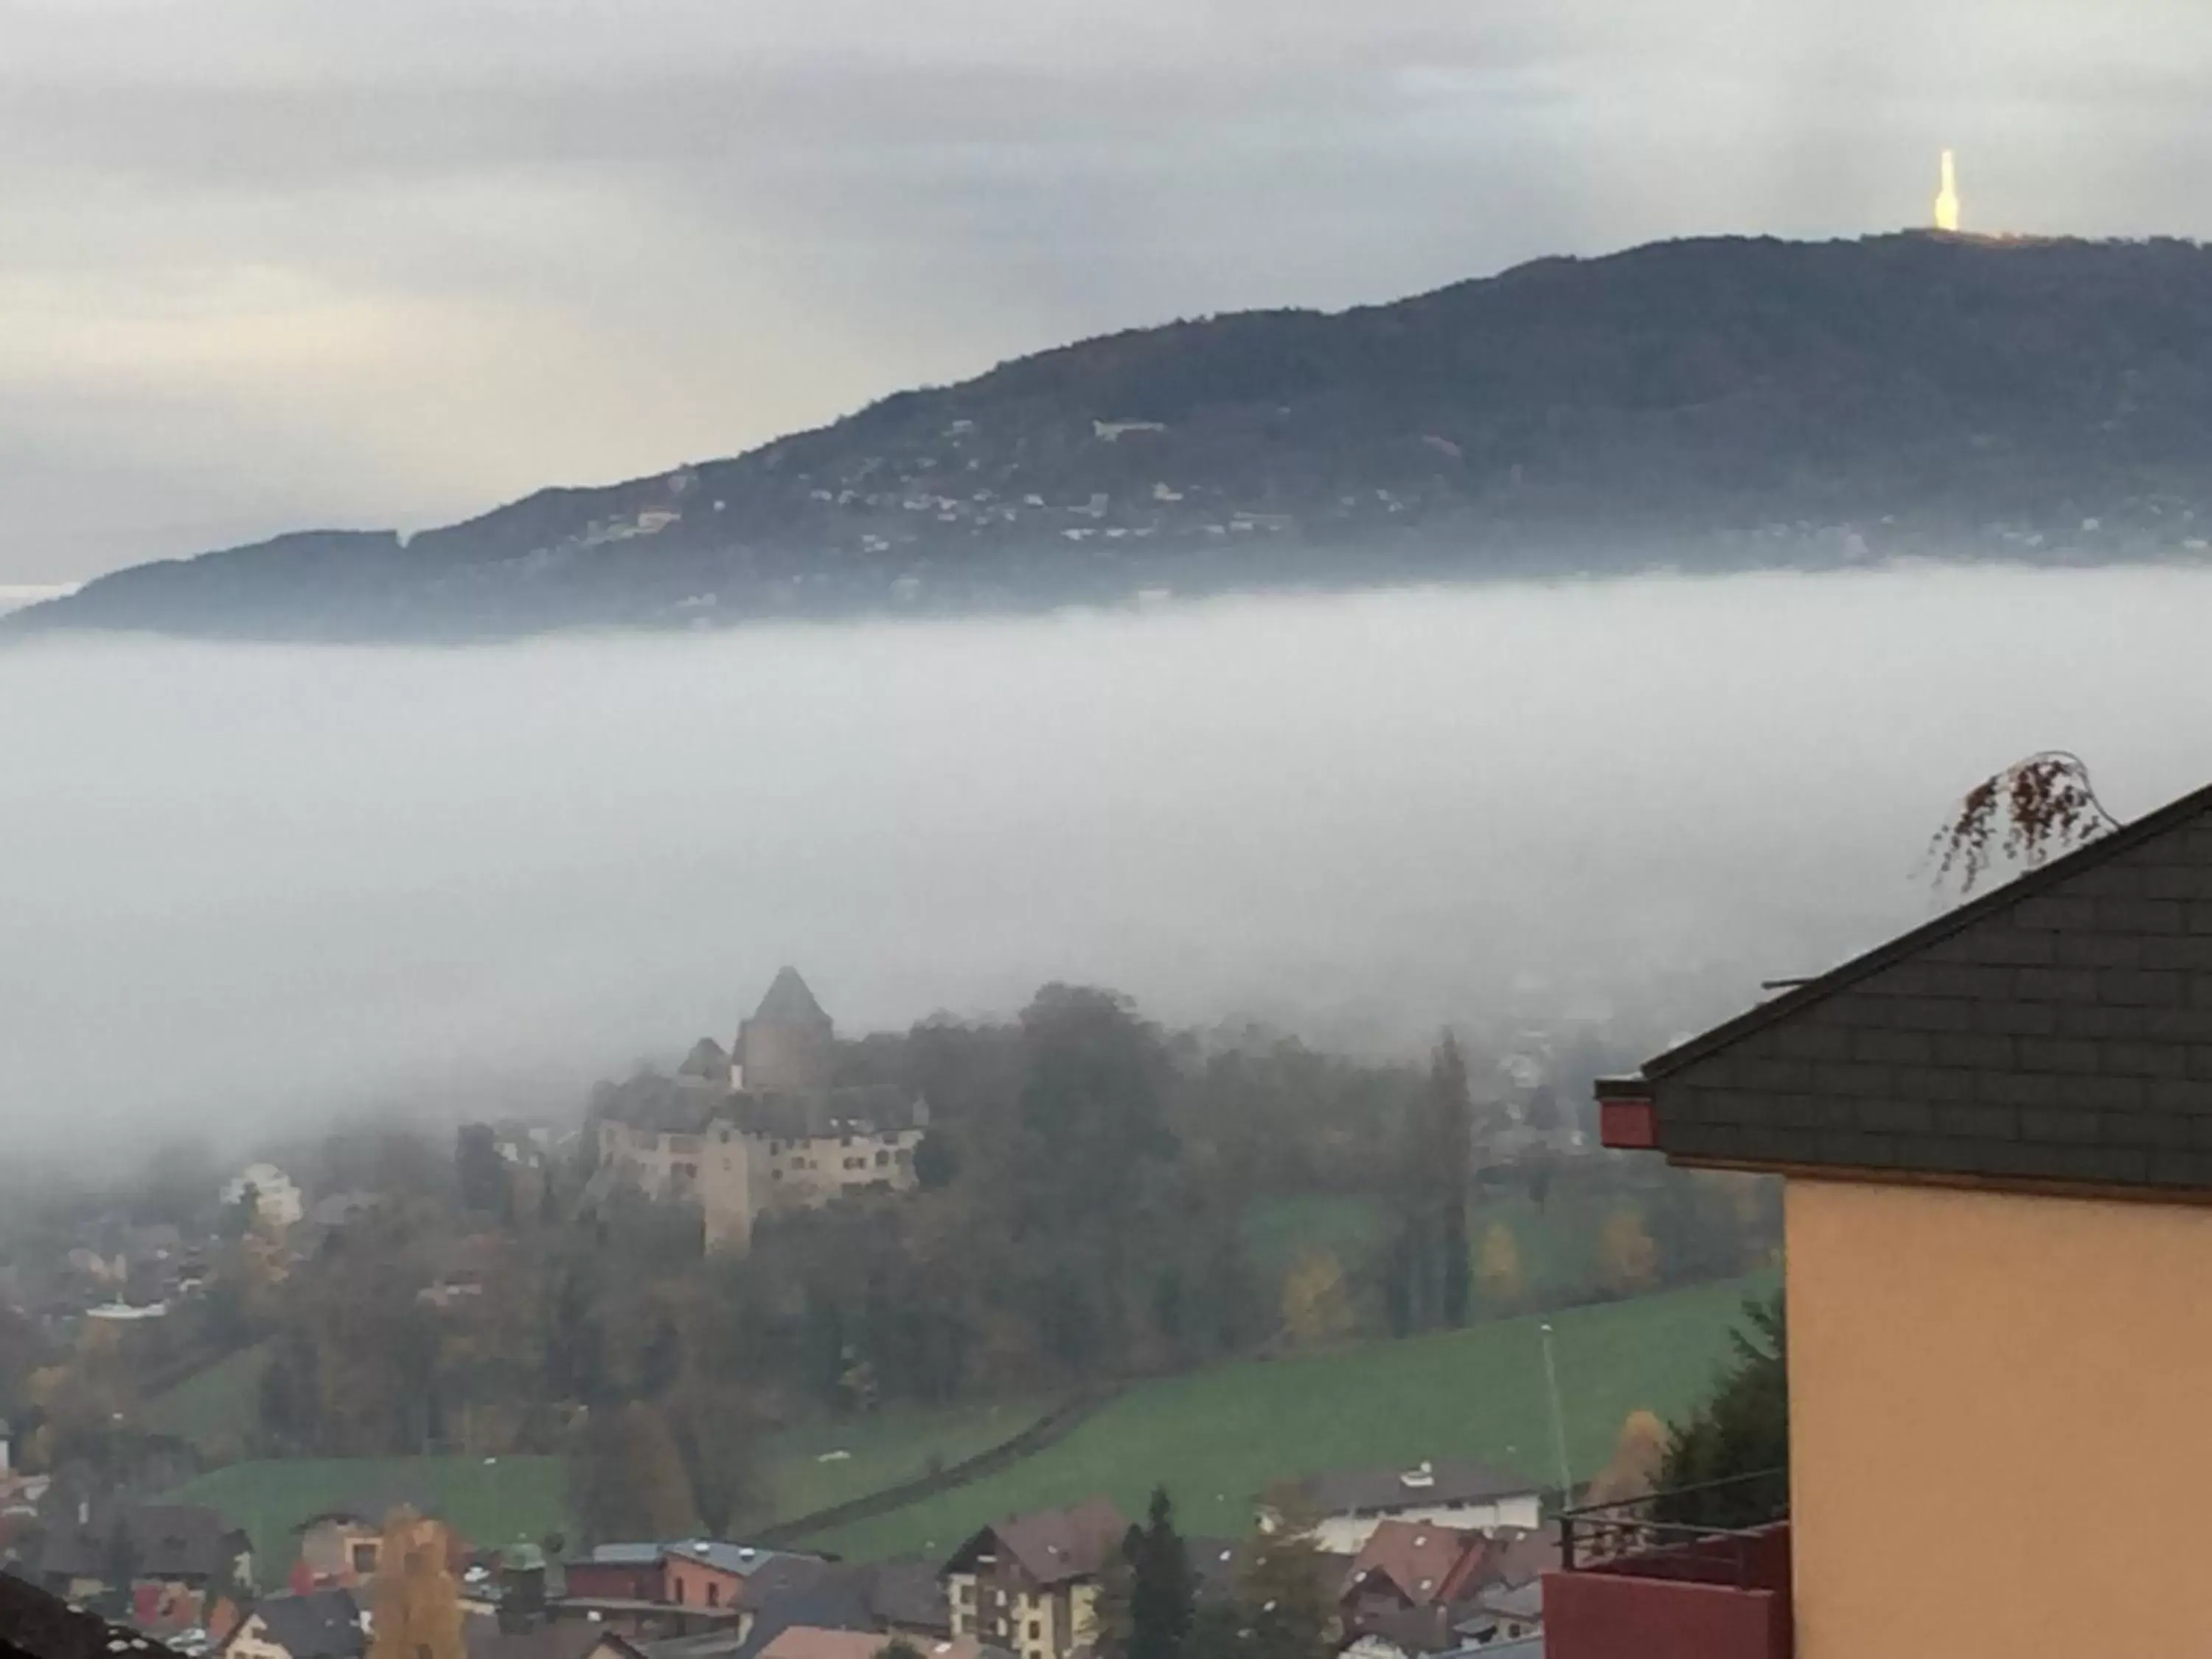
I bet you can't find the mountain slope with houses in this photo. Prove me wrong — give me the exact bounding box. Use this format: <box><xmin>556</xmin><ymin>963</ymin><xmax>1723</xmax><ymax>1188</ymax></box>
<box><xmin>18</xmin><ymin>231</ymin><xmax>2212</xmax><ymax>641</ymax></box>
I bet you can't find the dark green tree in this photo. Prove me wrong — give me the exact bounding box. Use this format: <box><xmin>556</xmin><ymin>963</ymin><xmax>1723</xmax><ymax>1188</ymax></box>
<box><xmin>103</xmin><ymin>1514</ymin><xmax>142</xmax><ymax>1592</ymax></box>
<box><xmin>456</xmin><ymin>1124</ymin><xmax>507</xmax><ymax>1214</ymax></box>
<box><xmin>1658</xmin><ymin>1291</ymin><xmax>1787</xmax><ymax>1527</ymax></box>
<box><xmin>1129</xmin><ymin>1486</ymin><xmax>1194</xmax><ymax>1659</ymax></box>
<box><xmin>911</xmin><ymin>1130</ymin><xmax>958</xmax><ymax>1190</ymax></box>
<box><xmin>1090</xmin><ymin>1528</ymin><xmax>1138</xmax><ymax>1659</ymax></box>
<box><xmin>1430</xmin><ymin>1037</ymin><xmax>1473</xmax><ymax>1327</ymax></box>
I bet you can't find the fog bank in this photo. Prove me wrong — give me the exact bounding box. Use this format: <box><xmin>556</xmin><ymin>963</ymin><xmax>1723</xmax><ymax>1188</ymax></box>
<box><xmin>3</xmin><ymin>564</ymin><xmax>2207</xmax><ymax>1158</ymax></box>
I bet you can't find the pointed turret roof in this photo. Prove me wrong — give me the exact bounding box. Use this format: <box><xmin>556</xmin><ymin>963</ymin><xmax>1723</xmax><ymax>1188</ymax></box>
<box><xmin>678</xmin><ymin>1037</ymin><xmax>730</xmax><ymax>1079</ymax></box>
<box><xmin>753</xmin><ymin>966</ymin><xmax>830</xmax><ymax>1027</ymax></box>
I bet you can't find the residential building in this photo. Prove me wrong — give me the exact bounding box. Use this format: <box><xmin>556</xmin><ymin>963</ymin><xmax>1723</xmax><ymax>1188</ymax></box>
<box><xmin>221</xmin><ymin>1590</ymin><xmax>364</xmax><ymax>1659</ymax></box>
<box><xmin>1560</xmin><ymin>776</ymin><xmax>2212</xmax><ymax>1657</ymax></box>
<box><xmin>1266</xmin><ymin>1462</ymin><xmax>1542</xmax><ymax>1554</ymax></box>
<box><xmin>1452</xmin><ymin>1579</ymin><xmax>1543</xmax><ymax>1648</ymax></box>
<box><xmin>552</xmin><ymin>1544</ymin><xmax>838</xmax><ymax>1635</ymax></box>
<box><xmin>38</xmin><ymin>1503</ymin><xmax>252</xmax><ymax>1602</ymax></box>
<box><xmin>1336</xmin><ymin>1521</ymin><xmax>1488</xmax><ymax>1656</ymax></box>
<box><xmin>661</xmin><ymin>1543</ymin><xmax>824</xmax><ymax>1614</ymax></box>
<box><xmin>942</xmin><ymin>1498</ymin><xmax>1127</xmax><ymax>1659</ymax></box>
<box><xmin>757</xmin><ymin>1632</ymin><xmax>1001</xmax><ymax>1659</ymax></box>
<box><xmin>561</xmin><ymin>1545</ymin><xmax>666</xmax><ymax>1604</ymax></box>
<box><xmin>293</xmin><ymin>1498</ymin><xmax>452</xmax><ymax>1590</ymax></box>
<box><xmin>592</xmin><ymin>970</ymin><xmax>928</xmax><ymax>1253</ymax></box>
<box><xmin>218</xmin><ymin>1166</ymin><xmax>303</xmax><ymax>1231</ymax></box>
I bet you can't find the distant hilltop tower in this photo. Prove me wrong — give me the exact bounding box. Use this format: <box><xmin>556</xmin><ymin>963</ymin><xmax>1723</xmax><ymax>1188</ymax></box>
<box><xmin>1933</xmin><ymin>149</ymin><xmax>1961</xmax><ymax>233</ymax></box>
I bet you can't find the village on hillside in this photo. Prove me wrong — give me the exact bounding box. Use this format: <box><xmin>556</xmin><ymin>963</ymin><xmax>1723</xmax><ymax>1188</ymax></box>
<box><xmin>0</xmin><ymin>966</ymin><xmax>1773</xmax><ymax>1659</ymax></box>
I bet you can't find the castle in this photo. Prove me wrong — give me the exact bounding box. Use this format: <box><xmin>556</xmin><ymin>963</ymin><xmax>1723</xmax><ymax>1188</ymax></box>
<box><xmin>591</xmin><ymin>967</ymin><xmax>928</xmax><ymax>1253</ymax></box>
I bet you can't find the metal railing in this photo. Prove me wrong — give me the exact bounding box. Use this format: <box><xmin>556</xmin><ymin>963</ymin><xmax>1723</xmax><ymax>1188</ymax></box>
<box><xmin>1556</xmin><ymin>1469</ymin><xmax>1789</xmax><ymax>1587</ymax></box>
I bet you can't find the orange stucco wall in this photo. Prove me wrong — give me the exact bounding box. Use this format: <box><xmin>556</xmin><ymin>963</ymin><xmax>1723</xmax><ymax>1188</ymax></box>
<box><xmin>1787</xmin><ymin>1177</ymin><xmax>2212</xmax><ymax>1657</ymax></box>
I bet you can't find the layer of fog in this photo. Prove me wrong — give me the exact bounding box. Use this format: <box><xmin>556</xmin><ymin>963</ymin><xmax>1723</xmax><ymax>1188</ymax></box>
<box><xmin>3</xmin><ymin>563</ymin><xmax>2208</xmax><ymax>1161</ymax></box>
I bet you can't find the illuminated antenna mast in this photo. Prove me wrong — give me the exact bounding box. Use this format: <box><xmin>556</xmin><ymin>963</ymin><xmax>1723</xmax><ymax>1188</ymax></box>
<box><xmin>1933</xmin><ymin>150</ymin><xmax>1961</xmax><ymax>233</ymax></box>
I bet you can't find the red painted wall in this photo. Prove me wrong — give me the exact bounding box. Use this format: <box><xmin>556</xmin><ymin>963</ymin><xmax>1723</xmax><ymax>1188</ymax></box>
<box><xmin>662</xmin><ymin>1556</ymin><xmax>745</xmax><ymax>1610</ymax></box>
<box><xmin>1545</xmin><ymin>1523</ymin><xmax>1792</xmax><ymax>1659</ymax></box>
<box><xmin>1543</xmin><ymin>1571</ymin><xmax>1787</xmax><ymax>1659</ymax></box>
<box><xmin>565</xmin><ymin>1561</ymin><xmax>664</xmax><ymax>1601</ymax></box>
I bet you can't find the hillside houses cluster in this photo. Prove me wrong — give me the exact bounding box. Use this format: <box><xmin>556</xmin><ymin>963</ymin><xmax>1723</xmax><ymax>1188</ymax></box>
<box><xmin>0</xmin><ymin>1455</ymin><xmax>1551</xmax><ymax>1659</ymax></box>
<box><xmin>590</xmin><ymin>970</ymin><xmax>928</xmax><ymax>1253</ymax></box>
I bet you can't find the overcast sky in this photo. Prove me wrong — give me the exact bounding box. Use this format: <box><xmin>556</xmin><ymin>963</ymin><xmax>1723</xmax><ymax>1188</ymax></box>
<box><xmin>8</xmin><ymin>0</ymin><xmax>2212</xmax><ymax>583</ymax></box>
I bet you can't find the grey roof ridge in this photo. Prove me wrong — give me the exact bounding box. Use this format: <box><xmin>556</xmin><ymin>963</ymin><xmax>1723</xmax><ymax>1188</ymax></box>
<box><xmin>1637</xmin><ymin>776</ymin><xmax>2212</xmax><ymax>1082</ymax></box>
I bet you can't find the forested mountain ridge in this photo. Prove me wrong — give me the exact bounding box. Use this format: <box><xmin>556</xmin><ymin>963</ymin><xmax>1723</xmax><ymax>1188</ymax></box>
<box><xmin>18</xmin><ymin>231</ymin><xmax>2212</xmax><ymax>641</ymax></box>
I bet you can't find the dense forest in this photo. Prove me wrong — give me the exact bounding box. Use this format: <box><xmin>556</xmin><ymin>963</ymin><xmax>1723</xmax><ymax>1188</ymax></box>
<box><xmin>20</xmin><ymin>233</ymin><xmax>2212</xmax><ymax>640</ymax></box>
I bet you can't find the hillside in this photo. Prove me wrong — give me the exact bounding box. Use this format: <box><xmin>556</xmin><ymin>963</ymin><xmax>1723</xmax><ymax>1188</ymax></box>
<box><xmin>20</xmin><ymin>232</ymin><xmax>2212</xmax><ymax>641</ymax></box>
<box><xmin>161</xmin><ymin>1273</ymin><xmax>1773</xmax><ymax>1575</ymax></box>
<box><xmin>794</xmin><ymin>1271</ymin><xmax>1778</xmax><ymax>1559</ymax></box>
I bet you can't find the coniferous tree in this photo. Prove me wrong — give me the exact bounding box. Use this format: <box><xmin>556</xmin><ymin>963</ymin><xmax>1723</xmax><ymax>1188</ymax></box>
<box><xmin>1128</xmin><ymin>1486</ymin><xmax>1194</xmax><ymax>1659</ymax></box>
<box><xmin>1658</xmin><ymin>1293</ymin><xmax>1787</xmax><ymax>1527</ymax></box>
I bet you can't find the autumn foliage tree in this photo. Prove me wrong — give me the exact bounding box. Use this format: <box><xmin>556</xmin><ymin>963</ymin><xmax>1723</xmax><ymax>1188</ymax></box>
<box><xmin>1596</xmin><ymin>1211</ymin><xmax>1659</xmax><ymax>1295</ymax></box>
<box><xmin>1582</xmin><ymin>1408</ymin><xmax>1669</xmax><ymax>1507</ymax></box>
<box><xmin>1475</xmin><ymin>1222</ymin><xmax>1525</xmax><ymax>1307</ymax></box>
<box><xmin>1279</xmin><ymin>1251</ymin><xmax>1356</xmax><ymax>1349</ymax></box>
<box><xmin>368</xmin><ymin>1510</ymin><xmax>464</xmax><ymax>1659</ymax></box>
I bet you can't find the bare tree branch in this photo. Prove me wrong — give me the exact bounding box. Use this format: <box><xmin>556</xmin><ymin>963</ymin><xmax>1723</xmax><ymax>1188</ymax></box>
<box><xmin>1926</xmin><ymin>751</ymin><xmax>2121</xmax><ymax>894</ymax></box>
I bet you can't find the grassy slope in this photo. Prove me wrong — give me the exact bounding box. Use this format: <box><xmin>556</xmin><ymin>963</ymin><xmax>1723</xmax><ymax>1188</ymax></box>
<box><xmin>801</xmin><ymin>1270</ymin><xmax>1778</xmax><ymax>1561</ymax></box>
<box><xmin>164</xmin><ymin>1398</ymin><xmax>1050</xmax><ymax>1579</ymax></box>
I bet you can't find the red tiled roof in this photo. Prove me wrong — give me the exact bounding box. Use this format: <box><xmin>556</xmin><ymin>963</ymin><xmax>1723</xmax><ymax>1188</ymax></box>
<box><xmin>1342</xmin><ymin>1521</ymin><xmax>1484</xmax><ymax>1607</ymax></box>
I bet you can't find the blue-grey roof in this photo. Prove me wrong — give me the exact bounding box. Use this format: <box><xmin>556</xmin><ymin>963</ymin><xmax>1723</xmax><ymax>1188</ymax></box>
<box><xmin>664</xmin><ymin>1542</ymin><xmax>812</xmax><ymax>1577</ymax></box>
<box><xmin>588</xmin><ymin>1544</ymin><xmax>667</xmax><ymax>1567</ymax></box>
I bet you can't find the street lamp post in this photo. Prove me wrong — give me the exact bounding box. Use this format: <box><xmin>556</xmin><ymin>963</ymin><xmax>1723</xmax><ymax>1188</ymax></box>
<box><xmin>1539</xmin><ymin>1321</ymin><xmax>1573</xmax><ymax>1501</ymax></box>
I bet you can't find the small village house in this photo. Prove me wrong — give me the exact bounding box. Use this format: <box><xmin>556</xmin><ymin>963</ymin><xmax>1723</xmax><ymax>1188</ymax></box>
<box><xmin>220</xmin><ymin>1589</ymin><xmax>365</xmax><ymax>1659</ymax></box>
<box><xmin>941</xmin><ymin>1498</ymin><xmax>1126</xmax><ymax>1659</ymax></box>
<box><xmin>38</xmin><ymin>1501</ymin><xmax>252</xmax><ymax>1604</ymax></box>
<box><xmin>1559</xmin><ymin>776</ymin><xmax>2212</xmax><ymax>1656</ymax></box>
<box><xmin>560</xmin><ymin>1545</ymin><xmax>666</xmax><ymax>1604</ymax></box>
<box><xmin>756</xmin><ymin>1632</ymin><xmax>1001</xmax><ymax>1659</ymax></box>
<box><xmin>292</xmin><ymin>1497</ymin><xmax>453</xmax><ymax>1590</ymax></box>
<box><xmin>218</xmin><ymin>1164</ymin><xmax>304</xmax><ymax>1231</ymax></box>
<box><xmin>1266</xmin><ymin>1461</ymin><xmax>1542</xmax><ymax>1554</ymax></box>
<box><xmin>1335</xmin><ymin>1520</ymin><xmax>1488</xmax><ymax>1658</ymax></box>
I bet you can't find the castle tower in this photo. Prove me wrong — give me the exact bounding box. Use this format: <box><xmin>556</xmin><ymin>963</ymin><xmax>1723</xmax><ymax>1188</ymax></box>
<box><xmin>737</xmin><ymin>966</ymin><xmax>834</xmax><ymax>1094</ymax></box>
<box><xmin>1933</xmin><ymin>149</ymin><xmax>1961</xmax><ymax>233</ymax></box>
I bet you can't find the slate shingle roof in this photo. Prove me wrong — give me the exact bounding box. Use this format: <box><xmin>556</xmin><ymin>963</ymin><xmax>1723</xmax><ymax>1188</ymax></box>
<box><xmin>752</xmin><ymin>970</ymin><xmax>830</xmax><ymax>1030</ymax></box>
<box><xmin>243</xmin><ymin>1591</ymin><xmax>363</xmax><ymax>1659</ymax></box>
<box><xmin>38</xmin><ymin>1506</ymin><xmax>248</xmax><ymax>1586</ymax></box>
<box><xmin>942</xmin><ymin>1498</ymin><xmax>1127</xmax><ymax>1588</ymax></box>
<box><xmin>1297</xmin><ymin>1461</ymin><xmax>1539</xmax><ymax>1517</ymax></box>
<box><xmin>1615</xmin><ymin>779</ymin><xmax>2212</xmax><ymax>1193</ymax></box>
